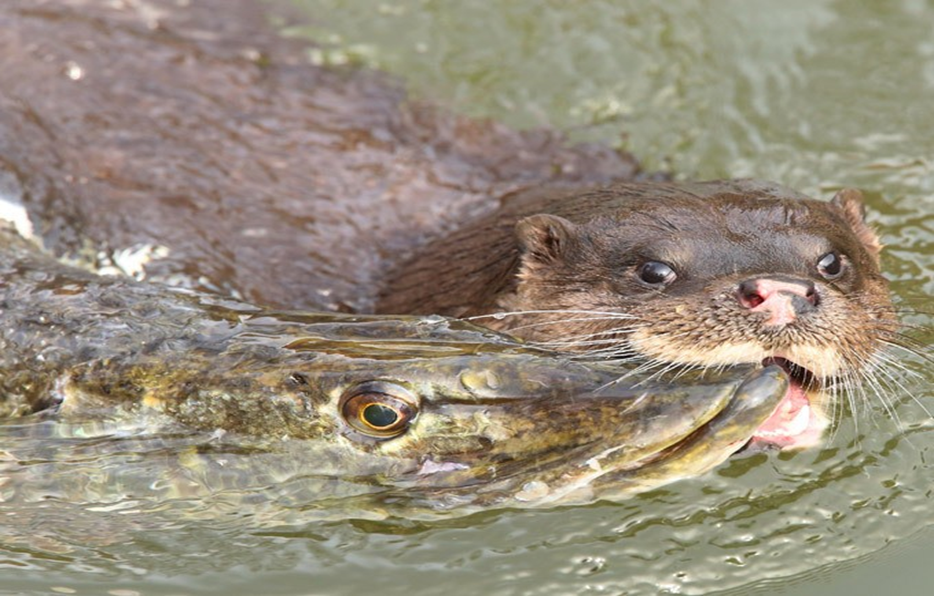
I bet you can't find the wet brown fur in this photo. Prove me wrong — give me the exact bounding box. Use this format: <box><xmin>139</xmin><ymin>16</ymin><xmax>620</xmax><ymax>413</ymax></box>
<box><xmin>377</xmin><ymin>179</ymin><xmax>895</xmax><ymax>378</ymax></box>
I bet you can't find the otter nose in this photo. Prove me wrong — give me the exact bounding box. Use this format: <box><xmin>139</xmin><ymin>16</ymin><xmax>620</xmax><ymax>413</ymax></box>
<box><xmin>736</xmin><ymin>277</ymin><xmax>818</xmax><ymax>326</ymax></box>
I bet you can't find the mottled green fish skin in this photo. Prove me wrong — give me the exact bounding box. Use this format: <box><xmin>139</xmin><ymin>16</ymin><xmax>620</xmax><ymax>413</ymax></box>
<box><xmin>0</xmin><ymin>224</ymin><xmax>788</xmax><ymax>508</ymax></box>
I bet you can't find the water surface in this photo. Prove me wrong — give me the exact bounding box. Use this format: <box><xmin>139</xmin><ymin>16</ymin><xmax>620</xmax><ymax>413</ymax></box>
<box><xmin>2</xmin><ymin>1</ymin><xmax>932</xmax><ymax>595</ymax></box>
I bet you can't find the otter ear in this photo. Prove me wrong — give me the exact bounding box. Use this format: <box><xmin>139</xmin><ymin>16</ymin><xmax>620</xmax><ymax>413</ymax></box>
<box><xmin>515</xmin><ymin>214</ymin><xmax>577</xmax><ymax>263</ymax></box>
<box><xmin>830</xmin><ymin>188</ymin><xmax>883</xmax><ymax>260</ymax></box>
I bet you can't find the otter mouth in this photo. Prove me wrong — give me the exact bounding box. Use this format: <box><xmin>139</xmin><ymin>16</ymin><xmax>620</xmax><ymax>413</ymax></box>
<box><xmin>747</xmin><ymin>357</ymin><xmax>829</xmax><ymax>450</ymax></box>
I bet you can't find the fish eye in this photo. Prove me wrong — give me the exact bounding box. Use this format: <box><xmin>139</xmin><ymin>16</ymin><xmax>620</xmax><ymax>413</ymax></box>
<box><xmin>340</xmin><ymin>382</ymin><xmax>419</xmax><ymax>439</ymax></box>
<box><xmin>637</xmin><ymin>261</ymin><xmax>677</xmax><ymax>287</ymax></box>
<box><xmin>816</xmin><ymin>252</ymin><xmax>844</xmax><ymax>279</ymax></box>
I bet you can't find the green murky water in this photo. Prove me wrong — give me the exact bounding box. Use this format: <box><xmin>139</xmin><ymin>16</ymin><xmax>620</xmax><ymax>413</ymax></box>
<box><xmin>3</xmin><ymin>1</ymin><xmax>933</xmax><ymax>595</ymax></box>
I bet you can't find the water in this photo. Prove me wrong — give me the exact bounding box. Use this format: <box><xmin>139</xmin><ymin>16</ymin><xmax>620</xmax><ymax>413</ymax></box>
<box><xmin>2</xmin><ymin>1</ymin><xmax>933</xmax><ymax>595</ymax></box>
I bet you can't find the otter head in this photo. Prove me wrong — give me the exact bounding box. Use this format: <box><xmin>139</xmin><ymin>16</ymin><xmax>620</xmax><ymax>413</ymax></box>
<box><xmin>495</xmin><ymin>188</ymin><xmax>895</xmax><ymax>395</ymax></box>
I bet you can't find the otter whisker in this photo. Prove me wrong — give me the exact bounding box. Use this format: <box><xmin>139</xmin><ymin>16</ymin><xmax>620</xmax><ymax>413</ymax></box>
<box><xmin>867</xmin><ymin>344</ymin><xmax>931</xmax><ymax>423</ymax></box>
<box><xmin>635</xmin><ymin>361</ymin><xmax>686</xmax><ymax>385</ymax></box>
<box><xmin>577</xmin><ymin>350</ymin><xmax>640</xmax><ymax>365</ymax></box>
<box><xmin>467</xmin><ymin>309</ymin><xmax>639</xmax><ymax>322</ymax></box>
<box><xmin>626</xmin><ymin>358</ymin><xmax>703</xmax><ymax>388</ymax></box>
<box><xmin>530</xmin><ymin>326</ymin><xmax>638</xmax><ymax>346</ymax></box>
<box><xmin>877</xmin><ymin>337</ymin><xmax>934</xmax><ymax>367</ymax></box>
<box><xmin>824</xmin><ymin>370</ymin><xmax>845</xmax><ymax>445</ymax></box>
<box><xmin>872</xmin><ymin>347</ymin><xmax>925</xmax><ymax>381</ymax></box>
<box><xmin>536</xmin><ymin>338</ymin><xmax>628</xmax><ymax>349</ymax></box>
<box><xmin>870</xmin><ymin>352</ymin><xmax>933</xmax><ymax>420</ymax></box>
<box><xmin>842</xmin><ymin>367</ymin><xmax>864</xmax><ymax>444</ymax></box>
<box><xmin>597</xmin><ymin>357</ymin><xmax>675</xmax><ymax>391</ymax></box>
<box><xmin>569</xmin><ymin>339</ymin><xmax>637</xmax><ymax>353</ymax></box>
<box><xmin>540</xmin><ymin>337</ymin><xmax>637</xmax><ymax>353</ymax></box>
<box><xmin>823</xmin><ymin>345</ymin><xmax>878</xmax><ymax>444</ymax></box>
<box><xmin>567</xmin><ymin>346</ymin><xmax>634</xmax><ymax>357</ymax></box>
<box><xmin>538</xmin><ymin>340</ymin><xmax>633</xmax><ymax>353</ymax></box>
<box><xmin>859</xmin><ymin>358</ymin><xmax>906</xmax><ymax>433</ymax></box>
<box><xmin>890</xmin><ymin>305</ymin><xmax>934</xmax><ymax>318</ymax></box>
<box><xmin>845</xmin><ymin>340</ymin><xmax>914</xmax><ymax>436</ymax></box>
<box><xmin>822</xmin><ymin>351</ymin><xmax>856</xmax><ymax>445</ymax></box>
<box><xmin>557</xmin><ymin>335</ymin><xmax>643</xmax><ymax>359</ymax></box>
<box><xmin>816</xmin><ymin>356</ymin><xmax>850</xmax><ymax>446</ymax></box>
<box><xmin>503</xmin><ymin>314</ymin><xmax>639</xmax><ymax>333</ymax></box>
<box><xmin>546</xmin><ymin>326</ymin><xmax>641</xmax><ymax>341</ymax></box>
<box><xmin>667</xmin><ymin>362</ymin><xmax>709</xmax><ymax>383</ymax></box>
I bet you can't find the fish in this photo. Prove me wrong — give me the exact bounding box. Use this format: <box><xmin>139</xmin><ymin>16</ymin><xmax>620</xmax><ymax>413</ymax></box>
<box><xmin>0</xmin><ymin>223</ymin><xmax>788</xmax><ymax>515</ymax></box>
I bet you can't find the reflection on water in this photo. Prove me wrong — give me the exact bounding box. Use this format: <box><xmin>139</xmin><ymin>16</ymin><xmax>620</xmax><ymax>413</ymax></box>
<box><xmin>1</xmin><ymin>1</ymin><xmax>933</xmax><ymax>595</ymax></box>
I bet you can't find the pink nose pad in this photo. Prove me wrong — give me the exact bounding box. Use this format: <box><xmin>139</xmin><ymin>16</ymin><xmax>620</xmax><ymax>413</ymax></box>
<box><xmin>736</xmin><ymin>278</ymin><xmax>818</xmax><ymax>326</ymax></box>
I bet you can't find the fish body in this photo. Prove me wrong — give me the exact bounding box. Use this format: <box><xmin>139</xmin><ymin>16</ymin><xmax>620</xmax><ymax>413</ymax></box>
<box><xmin>0</xmin><ymin>225</ymin><xmax>788</xmax><ymax>512</ymax></box>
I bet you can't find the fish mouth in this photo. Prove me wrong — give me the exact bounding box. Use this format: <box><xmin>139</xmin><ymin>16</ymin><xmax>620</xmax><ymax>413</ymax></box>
<box><xmin>570</xmin><ymin>364</ymin><xmax>793</xmax><ymax>503</ymax></box>
<box><xmin>750</xmin><ymin>357</ymin><xmax>829</xmax><ymax>450</ymax></box>
<box><xmin>405</xmin><ymin>364</ymin><xmax>793</xmax><ymax>507</ymax></box>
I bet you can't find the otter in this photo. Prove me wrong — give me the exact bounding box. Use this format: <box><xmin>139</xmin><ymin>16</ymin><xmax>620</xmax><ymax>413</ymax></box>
<box><xmin>377</xmin><ymin>179</ymin><xmax>895</xmax><ymax>447</ymax></box>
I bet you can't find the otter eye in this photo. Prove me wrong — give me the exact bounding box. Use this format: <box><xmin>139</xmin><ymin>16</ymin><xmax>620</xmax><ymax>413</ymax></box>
<box><xmin>817</xmin><ymin>252</ymin><xmax>844</xmax><ymax>279</ymax></box>
<box><xmin>637</xmin><ymin>261</ymin><xmax>677</xmax><ymax>286</ymax></box>
<box><xmin>340</xmin><ymin>382</ymin><xmax>418</xmax><ymax>439</ymax></box>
